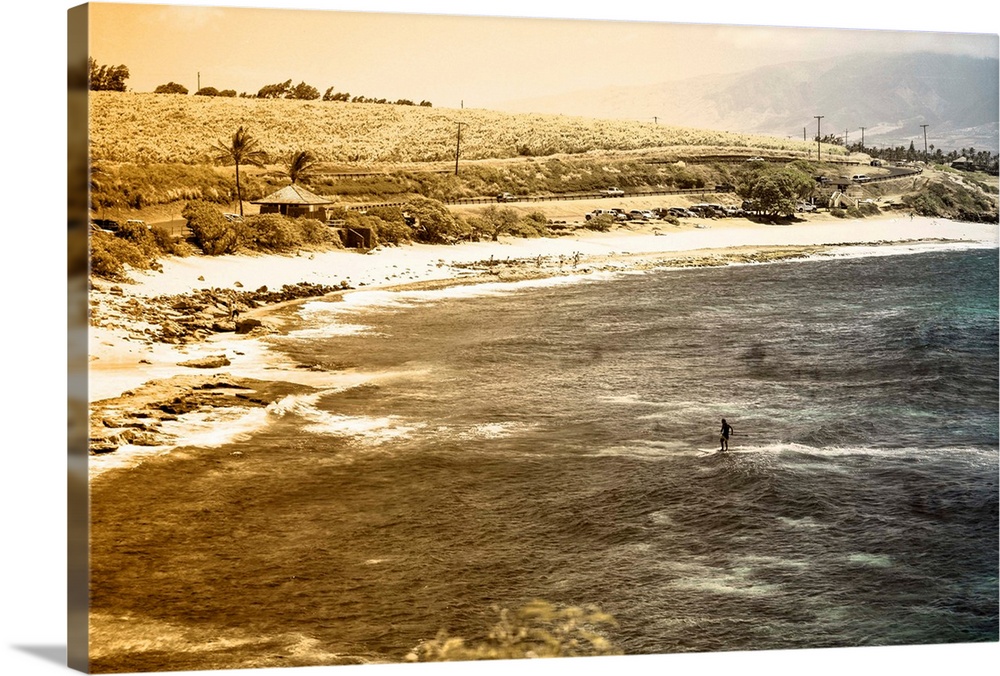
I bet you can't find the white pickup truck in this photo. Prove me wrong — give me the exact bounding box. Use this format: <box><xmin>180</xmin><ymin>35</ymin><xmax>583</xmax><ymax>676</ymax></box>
<box><xmin>598</xmin><ymin>187</ymin><xmax>625</xmax><ymax>198</ymax></box>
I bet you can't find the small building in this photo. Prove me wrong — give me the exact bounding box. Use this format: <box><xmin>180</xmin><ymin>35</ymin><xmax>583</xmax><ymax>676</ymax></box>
<box><xmin>252</xmin><ymin>184</ymin><xmax>337</xmax><ymax>218</ymax></box>
<box><xmin>950</xmin><ymin>157</ymin><xmax>975</xmax><ymax>171</ymax></box>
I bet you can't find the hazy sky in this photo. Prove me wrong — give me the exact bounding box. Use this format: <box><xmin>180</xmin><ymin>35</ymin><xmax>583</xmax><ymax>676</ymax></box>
<box><xmin>87</xmin><ymin>1</ymin><xmax>999</xmax><ymax>110</ymax></box>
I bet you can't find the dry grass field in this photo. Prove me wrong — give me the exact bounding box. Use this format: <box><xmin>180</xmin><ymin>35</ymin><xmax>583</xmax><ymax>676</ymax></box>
<box><xmin>89</xmin><ymin>91</ymin><xmax>832</xmax><ymax>165</ymax></box>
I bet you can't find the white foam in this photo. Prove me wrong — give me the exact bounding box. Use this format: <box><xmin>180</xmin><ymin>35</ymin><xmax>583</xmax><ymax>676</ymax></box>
<box><xmin>89</xmin><ymin>404</ymin><xmax>275</xmax><ymax>479</ymax></box>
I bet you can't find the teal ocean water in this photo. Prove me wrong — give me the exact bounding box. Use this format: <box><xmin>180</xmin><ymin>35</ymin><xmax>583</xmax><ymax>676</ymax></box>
<box><xmin>89</xmin><ymin>246</ymin><xmax>999</xmax><ymax>671</ymax></box>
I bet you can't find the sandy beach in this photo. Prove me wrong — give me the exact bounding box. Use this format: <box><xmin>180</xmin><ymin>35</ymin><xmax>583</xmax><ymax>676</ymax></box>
<box><xmin>85</xmin><ymin>213</ymin><xmax>998</xmax><ymax>477</ymax></box>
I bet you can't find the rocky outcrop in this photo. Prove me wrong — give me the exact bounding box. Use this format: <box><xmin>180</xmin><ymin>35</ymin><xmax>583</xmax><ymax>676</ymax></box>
<box><xmin>90</xmin><ymin>281</ymin><xmax>347</xmax><ymax>345</ymax></box>
<box><xmin>178</xmin><ymin>354</ymin><xmax>231</xmax><ymax>369</ymax></box>
<box><xmin>88</xmin><ymin>374</ymin><xmax>316</xmax><ymax>456</ymax></box>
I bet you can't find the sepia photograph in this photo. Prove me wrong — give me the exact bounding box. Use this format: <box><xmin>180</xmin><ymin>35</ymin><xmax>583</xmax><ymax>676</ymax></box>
<box><xmin>12</xmin><ymin>1</ymin><xmax>1000</xmax><ymax>675</ymax></box>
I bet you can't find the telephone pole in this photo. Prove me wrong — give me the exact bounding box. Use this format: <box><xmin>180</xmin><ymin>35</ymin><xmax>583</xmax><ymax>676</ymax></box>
<box><xmin>454</xmin><ymin>122</ymin><xmax>467</xmax><ymax>176</ymax></box>
<box><xmin>860</xmin><ymin>126</ymin><xmax>866</xmax><ymax>150</ymax></box>
<box><xmin>814</xmin><ymin>116</ymin><xmax>824</xmax><ymax>161</ymax></box>
<box><xmin>920</xmin><ymin>124</ymin><xmax>929</xmax><ymax>159</ymax></box>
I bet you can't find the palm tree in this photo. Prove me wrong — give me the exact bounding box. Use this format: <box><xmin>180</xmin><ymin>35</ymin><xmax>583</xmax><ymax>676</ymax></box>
<box><xmin>287</xmin><ymin>150</ymin><xmax>317</xmax><ymax>184</ymax></box>
<box><xmin>212</xmin><ymin>126</ymin><xmax>268</xmax><ymax>216</ymax></box>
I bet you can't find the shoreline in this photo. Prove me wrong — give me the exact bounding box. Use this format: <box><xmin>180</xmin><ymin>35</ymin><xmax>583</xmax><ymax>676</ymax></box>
<box><xmin>87</xmin><ymin>214</ymin><xmax>999</xmax><ymax>477</ymax></box>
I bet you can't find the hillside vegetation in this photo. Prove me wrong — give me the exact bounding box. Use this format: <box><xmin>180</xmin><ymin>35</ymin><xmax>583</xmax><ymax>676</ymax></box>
<box><xmin>90</xmin><ymin>91</ymin><xmax>827</xmax><ymax>165</ymax></box>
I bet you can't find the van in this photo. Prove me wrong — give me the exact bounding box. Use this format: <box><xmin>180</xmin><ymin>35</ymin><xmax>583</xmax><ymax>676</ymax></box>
<box><xmin>851</xmin><ymin>174</ymin><xmax>869</xmax><ymax>183</ymax></box>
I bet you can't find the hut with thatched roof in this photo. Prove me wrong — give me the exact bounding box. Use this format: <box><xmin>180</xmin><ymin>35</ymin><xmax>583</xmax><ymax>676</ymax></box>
<box><xmin>252</xmin><ymin>184</ymin><xmax>336</xmax><ymax>219</ymax></box>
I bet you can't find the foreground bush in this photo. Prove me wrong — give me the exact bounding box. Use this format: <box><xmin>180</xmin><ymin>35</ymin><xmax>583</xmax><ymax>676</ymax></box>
<box><xmin>408</xmin><ymin>601</ymin><xmax>620</xmax><ymax>662</ymax></box>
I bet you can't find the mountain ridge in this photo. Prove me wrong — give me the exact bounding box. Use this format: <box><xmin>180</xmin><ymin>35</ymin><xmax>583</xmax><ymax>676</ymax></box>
<box><xmin>497</xmin><ymin>52</ymin><xmax>999</xmax><ymax>151</ymax></box>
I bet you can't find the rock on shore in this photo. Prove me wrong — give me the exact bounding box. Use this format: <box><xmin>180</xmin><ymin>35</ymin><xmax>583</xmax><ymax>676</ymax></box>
<box><xmin>89</xmin><ymin>373</ymin><xmax>315</xmax><ymax>456</ymax></box>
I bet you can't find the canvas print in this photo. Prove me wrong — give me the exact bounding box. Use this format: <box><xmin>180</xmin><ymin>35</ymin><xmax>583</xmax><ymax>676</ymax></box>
<box><xmin>69</xmin><ymin>2</ymin><xmax>999</xmax><ymax>674</ymax></box>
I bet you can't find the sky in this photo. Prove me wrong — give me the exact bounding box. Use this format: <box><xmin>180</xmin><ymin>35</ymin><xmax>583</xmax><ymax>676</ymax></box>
<box><xmin>86</xmin><ymin>0</ymin><xmax>999</xmax><ymax>110</ymax></box>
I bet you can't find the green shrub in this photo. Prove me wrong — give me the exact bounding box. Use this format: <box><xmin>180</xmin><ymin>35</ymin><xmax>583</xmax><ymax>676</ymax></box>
<box><xmin>89</xmin><ymin>230</ymin><xmax>159</xmax><ymax>280</ymax></box>
<box><xmin>116</xmin><ymin>220</ymin><xmax>160</xmax><ymax>257</ymax></box>
<box><xmin>149</xmin><ymin>225</ymin><xmax>191</xmax><ymax>256</ymax></box>
<box><xmin>511</xmin><ymin>211</ymin><xmax>549</xmax><ymax>238</ymax></box>
<box><xmin>408</xmin><ymin>601</ymin><xmax>619</xmax><ymax>662</ymax></box>
<box><xmin>372</xmin><ymin>217</ymin><xmax>412</xmax><ymax>246</ymax></box>
<box><xmin>404</xmin><ymin>196</ymin><xmax>470</xmax><ymax>243</ymax></box>
<box><xmin>830</xmin><ymin>208</ymin><xmax>847</xmax><ymax>219</ymax></box>
<box><xmin>858</xmin><ymin>201</ymin><xmax>881</xmax><ymax>217</ymax></box>
<box><xmin>583</xmin><ymin>214</ymin><xmax>614</xmax><ymax>231</ymax></box>
<box><xmin>245</xmin><ymin>213</ymin><xmax>303</xmax><ymax>252</ymax></box>
<box><xmin>296</xmin><ymin>217</ymin><xmax>337</xmax><ymax>246</ymax></box>
<box><xmin>183</xmin><ymin>201</ymin><xmax>247</xmax><ymax>254</ymax></box>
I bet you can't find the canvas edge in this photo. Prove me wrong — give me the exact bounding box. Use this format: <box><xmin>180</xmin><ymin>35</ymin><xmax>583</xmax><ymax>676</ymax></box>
<box><xmin>68</xmin><ymin>2</ymin><xmax>91</xmax><ymax>673</ymax></box>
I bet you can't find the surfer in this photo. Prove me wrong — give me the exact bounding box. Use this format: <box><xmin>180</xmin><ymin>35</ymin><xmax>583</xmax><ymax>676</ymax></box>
<box><xmin>720</xmin><ymin>418</ymin><xmax>734</xmax><ymax>451</ymax></box>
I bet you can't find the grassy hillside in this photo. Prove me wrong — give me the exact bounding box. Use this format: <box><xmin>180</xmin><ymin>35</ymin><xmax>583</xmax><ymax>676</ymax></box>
<box><xmin>89</xmin><ymin>91</ymin><xmax>830</xmax><ymax>165</ymax></box>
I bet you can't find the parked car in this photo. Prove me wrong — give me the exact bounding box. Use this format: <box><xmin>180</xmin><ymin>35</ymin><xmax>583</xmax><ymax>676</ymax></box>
<box><xmin>689</xmin><ymin>204</ymin><xmax>719</xmax><ymax>217</ymax></box>
<box><xmin>815</xmin><ymin>175</ymin><xmax>831</xmax><ymax>184</ymax></box>
<box><xmin>666</xmin><ymin>207</ymin><xmax>695</xmax><ymax>218</ymax></box>
<box><xmin>496</xmin><ymin>192</ymin><xmax>516</xmax><ymax>202</ymax></box>
<box><xmin>796</xmin><ymin>202</ymin><xmax>817</xmax><ymax>212</ymax></box>
<box><xmin>851</xmin><ymin>174</ymin><xmax>870</xmax><ymax>183</ymax></box>
<box><xmin>586</xmin><ymin>208</ymin><xmax>626</xmax><ymax>221</ymax></box>
<box><xmin>628</xmin><ymin>210</ymin><xmax>656</xmax><ymax>220</ymax></box>
<box><xmin>599</xmin><ymin>187</ymin><xmax>625</xmax><ymax>198</ymax></box>
<box><xmin>745</xmin><ymin>156</ymin><xmax>765</xmax><ymax>163</ymax></box>
<box><xmin>223</xmin><ymin>213</ymin><xmax>244</xmax><ymax>222</ymax></box>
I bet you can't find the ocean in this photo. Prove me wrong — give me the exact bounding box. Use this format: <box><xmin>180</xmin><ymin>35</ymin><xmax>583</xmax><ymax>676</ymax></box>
<box><xmin>89</xmin><ymin>245</ymin><xmax>999</xmax><ymax>672</ymax></box>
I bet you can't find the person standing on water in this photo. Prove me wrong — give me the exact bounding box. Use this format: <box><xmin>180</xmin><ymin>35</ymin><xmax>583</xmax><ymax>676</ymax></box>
<box><xmin>720</xmin><ymin>418</ymin><xmax>734</xmax><ymax>451</ymax></box>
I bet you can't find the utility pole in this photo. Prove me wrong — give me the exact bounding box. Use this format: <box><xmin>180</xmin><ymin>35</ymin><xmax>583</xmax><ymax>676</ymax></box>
<box><xmin>845</xmin><ymin>129</ymin><xmax>849</xmax><ymax>148</ymax></box>
<box><xmin>198</xmin><ymin>72</ymin><xmax>200</xmax><ymax>91</ymax></box>
<box><xmin>454</xmin><ymin>122</ymin><xmax>467</xmax><ymax>176</ymax></box>
<box><xmin>803</xmin><ymin>127</ymin><xmax>807</xmax><ymax>142</ymax></box>
<box><xmin>814</xmin><ymin>116</ymin><xmax>824</xmax><ymax>161</ymax></box>
<box><xmin>920</xmin><ymin>124</ymin><xmax>929</xmax><ymax>160</ymax></box>
<box><xmin>860</xmin><ymin>126</ymin><xmax>865</xmax><ymax>150</ymax></box>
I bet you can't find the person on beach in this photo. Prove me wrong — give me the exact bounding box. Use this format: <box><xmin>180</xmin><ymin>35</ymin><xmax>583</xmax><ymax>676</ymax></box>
<box><xmin>720</xmin><ymin>418</ymin><xmax>734</xmax><ymax>451</ymax></box>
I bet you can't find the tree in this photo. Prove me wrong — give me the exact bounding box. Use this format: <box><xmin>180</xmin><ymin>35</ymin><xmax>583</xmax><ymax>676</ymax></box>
<box><xmin>88</xmin><ymin>57</ymin><xmax>129</xmax><ymax>91</ymax></box>
<box><xmin>195</xmin><ymin>86</ymin><xmax>220</xmax><ymax>97</ymax></box>
<box><xmin>218</xmin><ymin>89</ymin><xmax>237</xmax><ymax>98</ymax></box>
<box><xmin>474</xmin><ymin>205</ymin><xmax>520</xmax><ymax>241</ymax></box>
<box><xmin>288</xmin><ymin>81</ymin><xmax>320</xmax><ymax>100</ymax></box>
<box><xmin>287</xmin><ymin>150</ymin><xmax>317</xmax><ymax>184</ymax></box>
<box><xmin>404</xmin><ymin>196</ymin><xmax>469</xmax><ymax>243</ymax></box>
<box><xmin>154</xmin><ymin>82</ymin><xmax>188</xmax><ymax>94</ymax></box>
<box><xmin>257</xmin><ymin>79</ymin><xmax>292</xmax><ymax>98</ymax></box>
<box><xmin>736</xmin><ymin>165</ymin><xmax>814</xmax><ymax>220</ymax></box>
<box><xmin>211</xmin><ymin>126</ymin><xmax>268</xmax><ymax>217</ymax></box>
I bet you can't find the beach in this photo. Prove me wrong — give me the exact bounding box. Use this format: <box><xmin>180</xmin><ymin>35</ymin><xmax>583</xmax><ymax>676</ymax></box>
<box><xmin>86</xmin><ymin>213</ymin><xmax>998</xmax><ymax>480</ymax></box>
